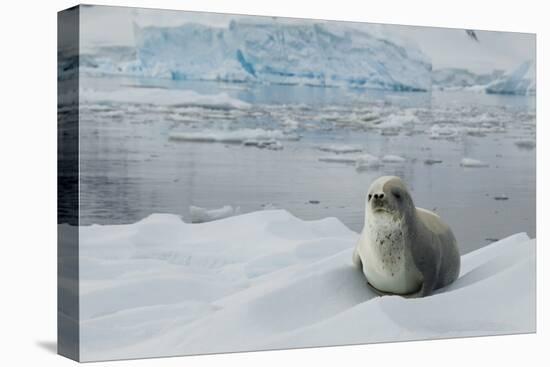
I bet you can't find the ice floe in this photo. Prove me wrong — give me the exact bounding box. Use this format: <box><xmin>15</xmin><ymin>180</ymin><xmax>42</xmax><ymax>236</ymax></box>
<box><xmin>82</xmin><ymin>87</ymin><xmax>251</xmax><ymax>109</ymax></box>
<box><xmin>189</xmin><ymin>205</ymin><xmax>240</xmax><ymax>223</ymax></box>
<box><xmin>317</xmin><ymin>145</ymin><xmax>363</xmax><ymax>154</ymax></box>
<box><xmin>169</xmin><ymin>129</ymin><xmax>300</xmax><ymax>144</ymax></box>
<box><xmin>74</xmin><ymin>210</ymin><xmax>535</xmax><ymax>361</ymax></box>
<box><xmin>460</xmin><ymin>158</ymin><xmax>489</xmax><ymax>168</ymax></box>
<box><xmin>382</xmin><ymin>154</ymin><xmax>406</xmax><ymax>163</ymax></box>
<box><xmin>243</xmin><ymin>139</ymin><xmax>284</xmax><ymax>150</ymax></box>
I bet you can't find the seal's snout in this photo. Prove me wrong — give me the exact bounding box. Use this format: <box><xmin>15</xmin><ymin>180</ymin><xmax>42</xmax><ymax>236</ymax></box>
<box><xmin>368</xmin><ymin>192</ymin><xmax>385</xmax><ymax>201</ymax></box>
<box><xmin>370</xmin><ymin>192</ymin><xmax>388</xmax><ymax>211</ymax></box>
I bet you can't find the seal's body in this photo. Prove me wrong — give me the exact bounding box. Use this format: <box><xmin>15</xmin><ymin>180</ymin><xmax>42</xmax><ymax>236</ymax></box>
<box><xmin>352</xmin><ymin>176</ymin><xmax>460</xmax><ymax>297</ymax></box>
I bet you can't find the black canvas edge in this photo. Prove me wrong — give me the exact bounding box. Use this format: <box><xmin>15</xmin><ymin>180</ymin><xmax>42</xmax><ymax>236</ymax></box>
<box><xmin>57</xmin><ymin>4</ymin><xmax>81</xmax><ymax>362</ymax></box>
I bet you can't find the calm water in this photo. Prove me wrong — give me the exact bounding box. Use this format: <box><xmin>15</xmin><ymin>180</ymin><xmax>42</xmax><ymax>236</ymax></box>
<box><xmin>77</xmin><ymin>76</ymin><xmax>535</xmax><ymax>254</ymax></box>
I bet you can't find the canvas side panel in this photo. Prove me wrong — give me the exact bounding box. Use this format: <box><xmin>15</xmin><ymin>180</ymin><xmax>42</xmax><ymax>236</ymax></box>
<box><xmin>57</xmin><ymin>5</ymin><xmax>80</xmax><ymax>362</ymax></box>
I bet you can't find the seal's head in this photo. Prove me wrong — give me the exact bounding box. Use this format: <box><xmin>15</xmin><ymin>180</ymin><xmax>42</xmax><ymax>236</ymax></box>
<box><xmin>366</xmin><ymin>176</ymin><xmax>414</xmax><ymax>217</ymax></box>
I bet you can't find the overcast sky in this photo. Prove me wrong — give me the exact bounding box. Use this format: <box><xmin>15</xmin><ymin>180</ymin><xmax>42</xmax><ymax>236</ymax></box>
<box><xmin>80</xmin><ymin>5</ymin><xmax>535</xmax><ymax>74</ymax></box>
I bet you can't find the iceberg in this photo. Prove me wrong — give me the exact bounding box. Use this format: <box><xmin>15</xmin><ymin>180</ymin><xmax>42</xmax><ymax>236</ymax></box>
<box><xmin>75</xmin><ymin>210</ymin><xmax>535</xmax><ymax>361</ymax></box>
<box><xmin>432</xmin><ymin>68</ymin><xmax>503</xmax><ymax>91</ymax></box>
<box><xmin>87</xmin><ymin>20</ymin><xmax>432</xmax><ymax>91</ymax></box>
<box><xmin>486</xmin><ymin>60</ymin><xmax>535</xmax><ymax>95</ymax></box>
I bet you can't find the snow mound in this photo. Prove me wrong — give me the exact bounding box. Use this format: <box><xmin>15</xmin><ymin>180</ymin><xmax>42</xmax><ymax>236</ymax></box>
<box><xmin>460</xmin><ymin>158</ymin><xmax>489</xmax><ymax>168</ymax></box>
<box><xmin>486</xmin><ymin>60</ymin><xmax>535</xmax><ymax>96</ymax></box>
<box><xmin>96</xmin><ymin>21</ymin><xmax>432</xmax><ymax>91</ymax></box>
<box><xmin>77</xmin><ymin>210</ymin><xmax>535</xmax><ymax>361</ymax></box>
<box><xmin>189</xmin><ymin>205</ymin><xmax>240</xmax><ymax>223</ymax></box>
<box><xmin>169</xmin><ymin>129</ymin><xmax>299</xmax><ymax>144</ymax></box>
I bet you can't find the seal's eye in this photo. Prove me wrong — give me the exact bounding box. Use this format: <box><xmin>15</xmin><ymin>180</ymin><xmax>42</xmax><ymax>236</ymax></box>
<box><xmin>368</xmin><ymin>194</ymin><xmax>372</xmax><ymax>201</ymax></box>
<box><xmin>392</xmin><ymin>191</ymin><xmax>402</xmax><ymax>200</ymax></box>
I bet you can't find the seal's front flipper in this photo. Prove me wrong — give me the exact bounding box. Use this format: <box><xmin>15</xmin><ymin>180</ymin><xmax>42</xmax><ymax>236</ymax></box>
<box><xmin>352</xmin><ymin>247</ymin><xmax>362</xmax><ymax>269</ymax></box>
<box><xmin>402</xmin><ymin>284</ymin><xmax>427</xmax><ymax>298</ymax></box>
<box><xmin>365</xmin><ymin>281</ymin><xmax>397</xmax><ymax>297</ymax></box>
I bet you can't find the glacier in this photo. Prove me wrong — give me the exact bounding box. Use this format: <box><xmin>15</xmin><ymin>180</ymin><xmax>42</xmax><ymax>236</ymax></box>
<box><xmin>72</xmin><ymin>210</ymin><xmax>535</xmax><ymax>361</ymax></box>
<box><xmin>82</xmin><ymin>20</ymin><xmax>432</xmax><ymax>91</ymax></box>
<box><xmin>486</xmin><ymin>60</ymin><xmax>535</xmax><ymax>95</ymax></box>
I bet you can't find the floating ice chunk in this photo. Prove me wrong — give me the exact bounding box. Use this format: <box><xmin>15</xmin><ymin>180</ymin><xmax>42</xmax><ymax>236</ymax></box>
<box><xmin>355</xmin><ymin>154</ymin><xmax>382</xmax><ymax>170</ymax></box>
<box><xmin>463</xmin><ymin>126</ymin><xmax>506</xmax><ymax>136</ymax></box>
<box><xmin>380</xmin><ymin>129</ymin><xmax>400</xmax><ymax>136</ymax></box>
<box><xmin>242</xmin><ymin>140</ymin><xmax>260</xmax><ymax>147</ymax></box>
<box><xmin>281</xmin><ymin>118</ymin><xmax>300</xmax><ymax>130</ymax></box>
<box><xmin>360</xmin><ymin>112</ymin><xmax>382</xmax><ymax>124</ymax></box>
<box><xmin>317</xmin><ymin>145</ymin><xmax>363</xmax><ymax>154</ymax></box>
<box><xmin>318</xmin><ymin>153</ymin><xmax>381</xmax><ymax>170</ymax></box>
<box><xmin>243</xmin><ymin>139</ymin><xmax>284</xmax><ymax>150</ymax></box>
<box><xmin>82</xmin><ymin>87</ymin><xmax>250</xmax><ymax>109</ymax></box>
<box><xmin>460</xmin><ymin>158</ymin><xmax>489</xmax><ymax>168</ymax></box>
<box><xmin>169</xmin><ymin>129</ymin><xmax>299</xmax><ymax>144</ymax></box>
<box><xmin>428</xmin><ymin>124</ymin><xmax>460</xmax><ymax>140</ymax></box>
<box><xmin>189</xmin><ymin>205</ymin><xmax>240</xmax><ymax>223</ymax></box>
<box><xmin>261</xmin><ymin>203</ymin><xmax>278</xmax><ymax>210</ymax></box>
<box><xmin>464</xmin><ymin>128</ymin><xmax>487</xmax><ymax>137</ymax></box>
<box><xmin>514</xmin><ymin>140</ymin><xmax>535</xmax><ymax>149</ymax></box>
<box><xmin>377</xmin><ymin>112</ymin><xmax>420</xmax><ymax>129</ymax></box>
<box><xmin>257</xmin><ymin>140</ymin><xmax>284</xmax><ymax>150</ymax></box>
<box><xmin>424</xmin><ymin>159</ymin><xmax>443</xmax><ymax>165</ymax></box>
<box><xmin>318</xmin><ymin>156</ymin><xmax>358</xmax><ymax>164</ymax></box>
<box><xmin>382</xmin><ymin>155</ymin><xmax>406</xmax><ymax>163</ymax></box>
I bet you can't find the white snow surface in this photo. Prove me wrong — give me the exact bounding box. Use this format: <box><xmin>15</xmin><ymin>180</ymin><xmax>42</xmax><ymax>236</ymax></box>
<box><xmin>76</xmin><ymin>210</ymin><xmax>535</xmax><ymax>361</ymax></box>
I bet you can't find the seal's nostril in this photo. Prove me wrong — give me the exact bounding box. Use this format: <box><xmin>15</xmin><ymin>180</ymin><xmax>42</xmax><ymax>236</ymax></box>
<box><xmin>379</xmin><ymin>193</ymin><xmax>384</xmax><ymax>199</ymax></box>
